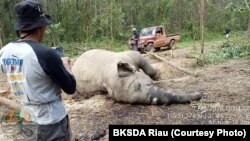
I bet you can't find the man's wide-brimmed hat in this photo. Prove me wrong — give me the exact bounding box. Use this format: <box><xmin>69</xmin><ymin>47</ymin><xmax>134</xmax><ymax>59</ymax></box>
<box><xmin>15</xmin><ymin>0</ymin><xmax>52</xmax><ymax>31</ymax></box>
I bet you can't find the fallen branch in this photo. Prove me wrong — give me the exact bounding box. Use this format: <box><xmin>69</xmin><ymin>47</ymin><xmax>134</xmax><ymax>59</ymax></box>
<box><xmin>0</xmin><ymin>96</ymin><xmax>33</xmax><ymax>121</ymax></box>
<box><xmin>0</xmin><ymin>89</ymin><xmax>8</xmax><ymax>94</ymax></box>
<box><xmin>153</xmin><ymin>76</ymin><xmax>191</xmax><ymax>84</ymax></box>
<box><xmin>0</xmin><ymin>96</ymin><xmax>21</xmax><ymax>109</ymax></box>
<box><xmin>146</xmin><ymin>52</ymin><xmax>198</xmax><ymax>77</ymax></box>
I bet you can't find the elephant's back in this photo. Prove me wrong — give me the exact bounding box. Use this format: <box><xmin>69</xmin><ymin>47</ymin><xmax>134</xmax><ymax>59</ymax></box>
<box><xmin>72</xmin><ymin>49</ymin><xmax>115</xmax><ymax>72</ymax></box>
<box><xmin>71</xmin><ymin>49</ymin><xmax>119</xmax><ymax>94</ymax></box>
<box><xmin>72</xmin><ymin>49</ymin><xmax>139</xmax><ymax>70</ymax></box>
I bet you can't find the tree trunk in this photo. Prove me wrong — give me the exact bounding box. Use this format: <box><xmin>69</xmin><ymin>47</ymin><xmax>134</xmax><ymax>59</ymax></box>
<box><xmin>50</xmin><ymin>30</ymin><xmax>56</xmax><ymax>47</ymax></box>
<box><xmin>244</xmin><ymin>0</ymin><xmax>250</xmax><ymax>40</ymax></box>
<box><xmin>0</xmin><ymin>21</ymin><xmax>3</xmax><ymax>48</ymax></box>
<box><xmin>247</xmin><ymin>19</ymin><xmax>250</xmax><ymax>40</ymax></box>
<box><xmin>0</xmin><ymin>27</ymin><xmax>2</xmax><ymax>48</ymax></box>
<box><xmin>200</xmin><ymin>0</ymin><xmax>205</xmax><ymax>54</ymax></box>
<box><xmin>110</xmin><ymin>0</ymin><xmax>114</xmax><ymax>42</ymax></box>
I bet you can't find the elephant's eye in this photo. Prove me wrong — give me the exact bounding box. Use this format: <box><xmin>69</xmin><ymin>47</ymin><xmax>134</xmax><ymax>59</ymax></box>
<box><xmin>133</xmin><ymin>82</ymin><xmax>141</xmax><ymax>92</ymax></box>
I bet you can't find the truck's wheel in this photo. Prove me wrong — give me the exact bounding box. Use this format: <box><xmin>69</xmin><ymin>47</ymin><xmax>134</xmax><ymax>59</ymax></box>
<box><xmin>146</xmin><ymin>43</ymin><xmax>154</xmax><ymax>52</ymax></box>
<box><xmin>169</xmin><ymin>40</ymin><xmax>175</xmax><ymax>49</ymax></box>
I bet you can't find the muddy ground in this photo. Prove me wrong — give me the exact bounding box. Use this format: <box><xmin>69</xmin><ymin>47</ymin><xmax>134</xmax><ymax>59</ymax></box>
<box><xmin>0</xmin><ymin>46</ymin><xmax>250</xmax><ymax>141</ymax></box>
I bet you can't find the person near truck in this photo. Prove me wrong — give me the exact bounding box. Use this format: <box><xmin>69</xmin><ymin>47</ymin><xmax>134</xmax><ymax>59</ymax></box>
<box><xmin>225</xmin><ymin>27</ymin><xmax>231</xmax><ymax>39</ymax></box>
<box><xmin>130</xmin><ymin>27</ymin><xmax>140</xmax><ymax>51</ymax></box>
<box><xmin>0</xmin><ymin>0</ymin><xmax>76</xmax><ymax>140</ymax></box>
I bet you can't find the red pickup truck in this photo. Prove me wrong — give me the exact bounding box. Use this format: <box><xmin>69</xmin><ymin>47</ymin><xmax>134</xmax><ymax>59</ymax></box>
<box><xmin>138</xmin><ymin>26</ymin><xmax>180</xmax><ymax>52</ymax></box>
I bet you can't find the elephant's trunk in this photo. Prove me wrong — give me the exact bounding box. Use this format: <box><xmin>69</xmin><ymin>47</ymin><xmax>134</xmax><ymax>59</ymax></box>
<box><xmin>147</xmin><ymin>86</ymin><xmax>202</xmax><ymax>105</ymax></box>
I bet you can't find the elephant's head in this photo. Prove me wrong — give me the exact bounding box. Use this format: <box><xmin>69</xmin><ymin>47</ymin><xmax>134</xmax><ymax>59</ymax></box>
<box><xmin>116</xmin><ymin>61</ymin><xmax>202</xmax><ymax>105</ymax></box>
<box><xmin>116</xmin><ymin>61</ymin><xmax>153</xmax><ymax>104</ymax></box>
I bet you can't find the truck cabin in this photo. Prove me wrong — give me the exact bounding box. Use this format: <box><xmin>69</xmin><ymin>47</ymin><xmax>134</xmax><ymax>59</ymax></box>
<box><xmin>156</xmin><ymin>27</ymin><xmax>163</xmax><ymax>36</ymax></box>
<box><xmin>140</xmin><ymin>27</ymin><xmax>155</xmax><ymax>36</ymax></box>
<box><xmin>139</xmin><ymin>26</ymin><xmax>164</xmax><ymax>37</ymax></box>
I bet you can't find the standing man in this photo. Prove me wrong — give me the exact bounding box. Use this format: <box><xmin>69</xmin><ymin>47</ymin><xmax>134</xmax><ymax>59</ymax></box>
<box><xmin>130</xmin><ymin>27</ymin><xmax>140</xmax><ymax>51</ymax></box>
<box><xmin>0</xmin><ymin>0</ymin><xmax>76</xmax><ymax>141</ymax></box>
<box><xmin>225</xmin><ymin>27</ymin><xmax>231</xmax><ymax>39</ymax></box>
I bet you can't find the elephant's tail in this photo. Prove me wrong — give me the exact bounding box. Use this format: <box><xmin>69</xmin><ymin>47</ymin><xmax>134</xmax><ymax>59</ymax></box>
<box><xmin>148</xmin><ymin>86</ymin><xmax>202</xmax><ymax>105</ymax></box>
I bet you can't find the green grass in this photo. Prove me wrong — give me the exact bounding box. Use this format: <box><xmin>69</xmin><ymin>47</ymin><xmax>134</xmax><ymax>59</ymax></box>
<box><xmin>175</xmin><ymin>31</ymin><xmax>226</xmax><ymax>49</ymax></box>
<box><xmin>192</xmin><ymin>40</ymin><xmax>250</xmax><ymax>65</ymax></box>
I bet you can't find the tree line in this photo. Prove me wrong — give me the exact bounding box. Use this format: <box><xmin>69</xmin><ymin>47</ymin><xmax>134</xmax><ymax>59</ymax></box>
<box><xmin>0</xmin><ymin>0</ymin><xmax>249</xmax><ymax>47</ymax></box>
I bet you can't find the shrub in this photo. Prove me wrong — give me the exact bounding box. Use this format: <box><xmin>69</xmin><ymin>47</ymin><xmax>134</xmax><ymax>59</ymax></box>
<box><xmin>194</xmin><ymin>41</ymin><xmax>250</xmax><ymax>65</ymax></box>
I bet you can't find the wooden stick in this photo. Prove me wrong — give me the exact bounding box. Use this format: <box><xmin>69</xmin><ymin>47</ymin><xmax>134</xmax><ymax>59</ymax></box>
<box><xmin>0</xmin><ymin>96</ymin><xmax>21</xmax><ymax>109</ymax></box>
<box><xmin>146</xmin><ymin>52</ymin><xmax>197</xmax><ymax>77</ymax></box>
<box><xmin>153</xmin><ymin>76</ymin><xmax>191</xmax><ymax>84</ymax></box>
<box><xmin>0</xmin><ymin>96</ymin><xmax>34</xmax><ymax>121</ymax></box>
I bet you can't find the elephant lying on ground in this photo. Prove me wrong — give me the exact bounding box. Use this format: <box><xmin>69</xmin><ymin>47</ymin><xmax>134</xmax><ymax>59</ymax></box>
<box><xmin>71</xmin><ymin>49</ymin><xmax>202</xmax><ymax>105</ymax></box>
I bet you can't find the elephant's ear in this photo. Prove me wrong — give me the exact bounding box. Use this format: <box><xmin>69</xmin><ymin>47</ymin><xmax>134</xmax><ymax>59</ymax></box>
<box><xmin>117</xmin><ymin>61</ymin><xmax>136</xmax><ymax>77</ymax></box>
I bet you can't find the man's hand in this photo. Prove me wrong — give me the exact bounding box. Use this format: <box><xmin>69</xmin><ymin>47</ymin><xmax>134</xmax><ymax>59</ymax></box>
<box><xmin>61</xmin><ymin>57</ymin><xmax>72</xmax><ymax>74</ymax></box>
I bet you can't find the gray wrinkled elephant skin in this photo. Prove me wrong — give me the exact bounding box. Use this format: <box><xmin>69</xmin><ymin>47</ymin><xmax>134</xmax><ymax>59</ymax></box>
<box><xmin>71</xmin><ymin>49</ymin><xmax>202</xmax><ymax>105</ymax></box>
